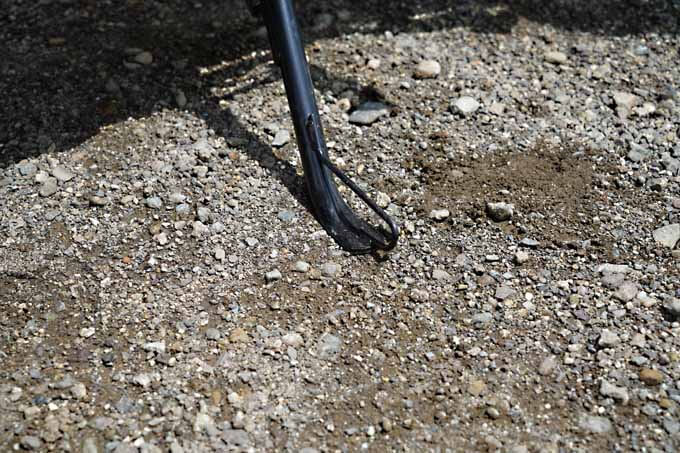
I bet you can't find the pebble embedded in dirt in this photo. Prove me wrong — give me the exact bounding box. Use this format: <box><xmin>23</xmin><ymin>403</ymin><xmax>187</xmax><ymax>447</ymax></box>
<box><xmin>348</xmin><ymin>102</ymin><xmax>390</xmax><ymax>125</ymax></box>
<box><xmin>652</xmin><ymin>223</ymin><xmax>680</xmax><ymax>248</ymax></box>
<box><xmin>486</xmin><ymin>202</ymin><xmax>514</xmax><ymax>221</ymax></box>
<box><xmin>413</xmin><ymin>59</ymin><xmax>441</xmax><ymax>79</ymax></box>
<box><xmin>451</xmin><ymin>96</ymin><xmax>480</xmax><ymax>115</ymax></box>
<box><xmin>429</xmin><ymin>209</ymin><xmax>450</xmax><ymax>221</ymax></box>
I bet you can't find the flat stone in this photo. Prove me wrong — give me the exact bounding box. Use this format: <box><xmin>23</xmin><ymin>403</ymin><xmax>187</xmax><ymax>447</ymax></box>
<box><xmin>488</xmin><ymin>102</ymin><xmax>505</xmax><ymax>115</ymax></box>
<box><xmin>143</xmin><ymin>341</ymin><xmax>166</xmax><ymax>354</ymax></box>
<box><xmin>317</xmin><ymin>333</ymin><xmax>342</xmax><ymax>360</ymax></box>
<box><xmin>429</xmin><ymin>209</ymin><xmax>450</xmax><ymax>221</ymax></box>
<box><xmin>486</xmin><ymin>202</ymin><xmax>514</xmax><ymax>221</ymax></box>
<box><xmin>272</xmin><ymin>129</ymin><xmax>290</xmax><ymax>147</ymax></box>
<box><xmin>579</xmin><ymin>415</ymin><xmax>613</xmax><ymax>434</ymax></box>
<box><xmin>519</xmin><ymin>238</ymin><xmax>539</xmax><ymax>248</ymax></box>
<box><xmin>452</xmin><ymin>96</ymin><xmax>480</xmax><ymax>115</ymax></box>
<box><xmin>597</xmin><ymin>263</ymin><xmax>631</xmax><ymax>274</ymax></box>
<box><xmin>495</xmin><ymin>285</ymin><xmax>516</xmax><ymax>300</ymax></box>
<box><xmin>348</xmin><ymin>102</ymin><xmax>390</xmax><ymax>125</ymax></box>
<box><xmin>17</xmin><ymin>161</ymin><xmax>37</xmax><ymax>176</ymax></box>
<box><xmin>39</xmin><ymin>177</ymin><xmax>58</xmax><ymax>197</ymax></box>
<box><xmin>598</xmin><ymin>329</ymin><xmax>620</xmax><ymax>348</ymax></box>
<box><xmin>652</xmin><ymin>224</ymin><xmax>680</xmax><ymax>248</ymax></box>
<box><xmin>613</xmin><ymin>91</ymin><xmax>639</xmax><ymax>110</ymax></box>
<box><xmin>132</xmin><ymin>374</ymin><xmax>151</xmax><ymax>387</ymax></box>
<box><xmin>613</xmin><ymin>281</ymin><xmax>638</xmax><ymax>302</ymax></box>
<box><xmin>145</xmin><ymin>197</ymin><xmax>162</xmax><ymax>209</ymax></box>
<box><xmin>600</xmin><ymin>380</ymin><xmax>629</xmax><ymax>404</ymax></box>
<box><xmin>545</xmin><ymin>51</ymin><xmax>568</xmax><ymax>64</ymax></box>
<box><xmin>134</xmin><ymin>51</ymin><xmax>153</xmax><ymax>65</ymax></box>
<box><xmin>294</xmin><ymin>261</ymin><xmax>310</xmax><ymax>273</ymax></box>
<box><xmin>52</xmin><ymin>166</ymin><xmax>74</xmax><ymax>182</ymax></box>
<box><xmin>414</xmin><ymin>59</ymin><xmax>441</xmax><ymax>79</ymax></box>
<box><xmin>432</xmin><ymin>269</ymin><xmax>451</xmax><ymax>281</ymax></box>
<box><xmin>20</xmin><ymin>436</ymin><xmax>43</xmax><ymax>450</ymax></box>
<box><xmin>538</xmin><ymin>355</ymin><xmax>557</xmax><ymax>376</ymax></box>
<box><xmin>321</xmin><ymin>262</ymin><xmax>341</xmax><ymax>277</ymax></box>
<box><xmin>282</xmin><ymin>333</ymin><xmax>304</xmax><ymax>348</ymax></box>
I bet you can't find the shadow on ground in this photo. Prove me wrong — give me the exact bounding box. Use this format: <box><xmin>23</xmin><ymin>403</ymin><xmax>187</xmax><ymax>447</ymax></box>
<box><xmin>1</xmin><ymin>0</ymin><xmax>678</xmax><ymax>201</ymax></box>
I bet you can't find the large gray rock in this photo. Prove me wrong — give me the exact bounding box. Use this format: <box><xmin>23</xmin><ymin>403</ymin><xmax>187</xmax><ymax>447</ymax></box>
<box><xmin>652</xmin><ymin>224</ymin><xmax>680</xmax><ymax>248</ymax></box>
<box><xmin>348</xmin><ymin>102</ymin><xmax>390</xmax><ymax>125</ymax></box>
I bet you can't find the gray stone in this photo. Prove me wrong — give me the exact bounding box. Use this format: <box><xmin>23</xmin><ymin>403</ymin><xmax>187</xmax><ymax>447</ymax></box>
<box><xmin>663</xmin><ymin>419</ymin><xmax>680</xmax><ymax>435</ymax></box>
<box><xmin>652</xmin><ymin>224</ymin><xmax>680</xmax><ymax>248</ymax></box>
<box><xmin>134</xmin><ymin>51</ymin><xmax>153</xmax><ymax>65</ymax></box>
<box><xmin>145</xmin><ymin>197</ymin><xmax>162</xmax><ymax>209</ymax></box>
<box><xmin>348</xmin><ymin>102</ymin><xmax>390</xmax><ymax>125</ymax></box>
<box><xmin>265</xmin><ymin>269</ymin><xmax>282</xmax><ymax>282</ymax></box>
<box><xmin>600</xmin><ymin>380</ymin><xmax>629</xmax><ymax>404</ymax></box>
<box><xmin>613</xmin><ymin>91</ymin><xmax>638</xmax><ymax>110</ymax></box>
<box><xmin>429</xmin><ymin>209</ymin><xmax>450</xmax><ymax>221</ymax></box>
<box><xmin>597</xmin><ymin>263</ymin><xmax>631</xmax><ymax>274</ymax></box>
<box><xmin>579</xmin><ymin>415</ymin><xmax>613</xmax><ymax>433</ymax></box>
<box><xmin>82</xmin><ymin>437</ymin><xmax>99</xmax><ymax>453</ymax></box>
<box><xmin>414</xmin><ymin>60</ymin><xmax>441</xmax><ymax>79</ymax></box>
<box><xmin>321</xmin><ymin>262</ymin><xmax>341</xmax><ymax>277</ymax></box>
<box><xmin>71</xmin><ymin>381</ymin><xmax>87</xmax><ymax>399</ymax></box>
<box><xmin>538</xmin><ymin>355</ymin><xmax>557</xmax><ymax>376</ymax></box>
<box><xmin>222</xmin><ymin>429</ymin><xmax>250</xmax><ymax>446</ymax></box>
<box><xmin>317</xmin><ymin>333</ymin><xmax>342</xmax><ymax>360</ymax></box>
<box><xmin>472</xmin><ymin>312</ymin><xmax>492</xmax><ymax>326</ymax></box>
<box><xmin>519</xmin><ymin>238</ymin><xmax>539</xmax><ymax>248</ymax></box>
<box><xmin>176</xmin><ymin>203</ymin><xmax>190</xmax><ymax>215</ymax></box>
<box><xmin>614</xmin><ymin>281</ymin><xmax>638</xmax><ymax>302</ymax></box>
<box><xmin>545</xmin><ymin>51</ymin><xmax>568</xmax><ymax>64</ymax></box>
<box><xmin>272</xmin><ymin>129</ymin><xmax>290</xmax><ymax>147</ymax></box>
<box><xmin>39</xmin><ymin>177</ymin><xmax>58</xmax><ymax>197</ymax></box>
<box><xmin>17</xmin><ymin>161</ymin><xmax>37</xmax><ymax>176</ymax></box>
<box><xmin>667</xmin><ymin>299</ymin><xmax>680</xmax><ymax>318</ymax></box>
<box><xmin>486</xmin><ymin>202</ymin><xmax>514</xmax><ymax>221</ymax></box>
<box><xmin>132</xmin><ymin>373</ymin><xmax>151</xmax><ymax>387</ymax></box>
<box><xmin>196</xmin><ymin>206</ymin><xmax>211</xmax><ymax>223</ymax></box>
<box><xmin>20</xmin><ymin>436</ymin><xmax>42</xmax><ymax>450</ymax></box>
<box><xmin>282</xmin><ymin>333</ymin><xmax>304</xmax><ymax>348</ymax></box>
<box><xmin>143</xmin><ymin>341</ymin><xmax>165</xmax><ymax>354</ymax></box>
<box><xmin>52</xmin><ymin>166</ymin><xmax>74</xmax><ymax>182</ymax></box>
<box><xmin>495</xmin><ymin>286</ymin><xmax>516</xmax><ymax>300</ymax></box>
<box><xmin>432</xmin><ymin>269</ymin><xmax>451</xmax><ymax>281</ymax></box>
<box><xmin>294</xmin><ymin>261</ymin><xmax>310</xmax><ymax>273</ymax></box>
<box><xmin>452</xmin><ymin>96</ymin><xmax>480</xmax><ymax>114</ymax></box>
<box><xmin>598</xmin><ymin>329</ymin><xmax>620</xmax><ymax>348</ymax></box>
<box><xmin>277</xmin><ymin>210</ymin><xmax>295</xmax><ymax>222</ymax></box>
<box><xmin>628</xmin><ymin>142</ymin><xmax>651</xmax><ymax>162</ymax></box>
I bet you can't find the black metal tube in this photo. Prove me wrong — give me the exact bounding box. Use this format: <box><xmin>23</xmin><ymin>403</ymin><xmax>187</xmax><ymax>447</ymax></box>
<box><xmin>260</xmin><ymin>0</ymin><xmax>398</xmax><ymax>253</ymax></box>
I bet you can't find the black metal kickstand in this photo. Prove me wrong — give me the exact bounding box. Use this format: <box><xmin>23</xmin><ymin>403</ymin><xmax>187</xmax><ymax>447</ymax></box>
<box><xmin>247</xmin><ymin>0</ymin><xmax>399</xmax><ymax>254</ymax></box>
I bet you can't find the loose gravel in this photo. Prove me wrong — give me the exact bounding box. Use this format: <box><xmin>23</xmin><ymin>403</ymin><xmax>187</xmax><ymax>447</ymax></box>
<box><xmin>1</xmin><ymin>1</ymin><xmax>679</xmax><ymax>452</ymax></box>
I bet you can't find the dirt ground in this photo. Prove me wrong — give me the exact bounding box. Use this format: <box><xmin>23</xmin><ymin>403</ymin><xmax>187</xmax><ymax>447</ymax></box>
<box><xmin>1</xmin><ymin>1</ymin><xmax>679</xmax><ymax>452</ymax></box>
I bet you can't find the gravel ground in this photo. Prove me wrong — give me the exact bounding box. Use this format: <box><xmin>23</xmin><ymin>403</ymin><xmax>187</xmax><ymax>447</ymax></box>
<box><xmin>1</xmin><ymin>1</ymin><xmax>680</xmax><ymax>452</ymax></box>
